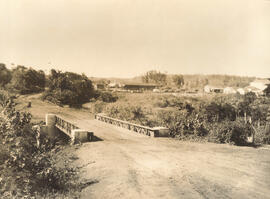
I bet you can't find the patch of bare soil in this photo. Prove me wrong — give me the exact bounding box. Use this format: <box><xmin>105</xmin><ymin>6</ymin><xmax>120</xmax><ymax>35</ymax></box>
<box><xmin>75</xmin><ymin>121</ymin><xmax>270</xmax><ymax>199</ymax></box>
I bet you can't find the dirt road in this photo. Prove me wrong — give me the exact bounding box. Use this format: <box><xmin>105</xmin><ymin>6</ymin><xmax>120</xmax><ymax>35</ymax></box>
<box><xmin>70</xmin><ymin>119</ymin><xmax>270</xmax><ymax>199</ymax></box>
<box><xmin>16</xmin><ymin>95</ymin><xmax>270</xmax><ymax>199</ymax></box>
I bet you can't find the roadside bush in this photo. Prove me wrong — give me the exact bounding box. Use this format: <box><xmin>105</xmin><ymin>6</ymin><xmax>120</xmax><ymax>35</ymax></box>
<box><xmin>154</xmin><ymin>97</ymin><xmax>170</xmax><ymax>108</ymax></box>
<box><xmin>95</xmin><ymin>91</ymin><xmax>118</xmax><ymax>103</ymax></box>
<box><xmin>0</xmin><ymin>90</ymin><xmax>11</xmax><ymax>107</ymax></box>
<box><xmin>204</xmin><ymin>102</ymin><xmax>237</xmax><ymax>122</ymax></box>
<box><xmin>254</xmin><ymin>124</ymin><xmax>270</xmax><ymax>144</ymax></box>
<box><xmin>91</xmin><ymin>101</ymin><xmax>107</xmax><ymax>113</ymax></box>
<box><xmin>0</xmin><ymin>98</ymin><xmax>81</xmax><ymax>198</ymax></box>
<box><xmin>208</xmin><ymin>120</ymin><xmax>249</xmax><ymax>145</ymax></box>
<box><xmin>105</xmin><ymin>103</ymin><xmax>150</xmax><ymax>126</ymax></box>
<box><xmin>155</xmin><ymin>109</ymin><xmax>208</xmax><ymax>139</ymax></box>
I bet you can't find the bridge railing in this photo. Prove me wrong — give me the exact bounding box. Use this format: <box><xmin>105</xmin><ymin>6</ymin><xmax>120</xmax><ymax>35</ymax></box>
<box><xmin>95</xmin><ymin>114</ymin><xmax>169</xmax><ymax>137</ymax></box>
<box><xmin>55</xmin><ymin>115</ymin><xmax>79</xmax><ymax>137</ymax></box>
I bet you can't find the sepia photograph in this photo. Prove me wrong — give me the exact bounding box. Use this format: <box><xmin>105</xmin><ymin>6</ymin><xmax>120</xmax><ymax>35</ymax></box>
<box><xmin>0</xmin><ymin>0</ymin><xmax>270</xmax><ymax>198</ymax></box>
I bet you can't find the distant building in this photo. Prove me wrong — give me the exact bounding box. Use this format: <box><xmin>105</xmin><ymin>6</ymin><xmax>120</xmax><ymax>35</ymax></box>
<box><xmin>93</xmin><ymin>83</ymin><xmax>105</xmax><ymax>90</ymax></box>
<box><xmin>204</xmin><ymin>85</ymin><xmax>212</xmax><ymax>93</ymax></box>
<box><xmin>108</xmin><ymin>82</ymin><xmax>118</xmax><ymax>88</ymax></box>
<box><xmin>237</xmin><ymin>88</ymin><xmax>245</xmax><ymax>95</ymax></box>
<box><xmin>247</xmin><ymin>79</ymin><xmax>270</xmax><ymax>95</ymax></box>
<box><xmin>204</xmin><ymin>85</ymin><xmax>224</xmax><ymax>93</ymax></box>
<box><xmin>223</xmin><ymin>87</ymin><xmax>236</xmax><ymax>94</ymax></box>
<box><xmin>123</xmin><ymin>84</ymin><xmax>158</xmax><ymax>91</ymax></box>
<box><xmin>250</xmin><ymin>79</ymin><xmax>270</xmax><ymax>91</ymax></box>
<box><xmin>153</xmin><ymin>88</ymin><xmax>160</xmax><ymax>93</ymax></box>
<box><xmin>244</xmin><ymin>86</ymin><xmax>264</xmax><ymax>96</ymax></box>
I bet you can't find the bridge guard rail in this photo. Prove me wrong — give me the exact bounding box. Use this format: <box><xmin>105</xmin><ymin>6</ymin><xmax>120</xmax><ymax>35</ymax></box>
<box><xmin>95</xmin><ymin>113</ymin><xmax>170</xmax><ymax>137</ymax></box>
<box><xmin>55</xmin><ymin>115</ymin><xmax>79</xmax><ymax>137</ymax></box>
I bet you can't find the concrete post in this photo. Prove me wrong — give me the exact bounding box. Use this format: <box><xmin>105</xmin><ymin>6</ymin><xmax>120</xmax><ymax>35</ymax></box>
<box><xmin>149</xmin><ymin>130</ymin><xmax>156</xmax><ymax>137</ymax></box>
<box><xmin>46</xmin><ymin>114</ymin><xmax>56</xmax><ymax>126</ymax></box>
<box><xmin>71</xmin><ymin>129</ymin><xmax>89</xmax><ymax>143</ymax></box>
<box><xmin>45</xmin><ymin>114</ymin><xmax>57</xmax><ymax>138</ymax></box>
<box><xmin>152</xmin><ymin>127</ymin><xmax>170</xmax><ymax>137</ymax></box>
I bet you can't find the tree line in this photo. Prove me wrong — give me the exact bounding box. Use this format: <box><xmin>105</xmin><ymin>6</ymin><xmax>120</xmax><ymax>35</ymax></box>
<box><xmin>0</xmin><ymin>63</ymin><xmax>119</xmax><ymax>107</ymax></box>
<box><xmin>141</xmin><ymin>70</ymin><xmax>257</xmax><ymax>90</ymax></box>
<box><xmin>0</xmin><ymin>63</ymin><xmax>97</xmax><ymax>106</ymax></box>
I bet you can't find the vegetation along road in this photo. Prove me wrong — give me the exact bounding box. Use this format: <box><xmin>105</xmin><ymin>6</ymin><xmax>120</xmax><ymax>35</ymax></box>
<box><xmin>17</xmin><ymin>94</ymin><xmax>270</xmax><ymax>199</ymax></box>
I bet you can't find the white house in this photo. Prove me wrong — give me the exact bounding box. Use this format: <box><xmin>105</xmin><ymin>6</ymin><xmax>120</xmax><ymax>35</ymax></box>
<box><xmin>108</xmin><ymin>82</ymin><xmax>118</xmax><ymax>88</ymax></box>
<box><xmin>244</xmin><ymin>86</ymin><xmax>263</xmax><ymax>96</ymax></box>
<box><xmin>249</xmin><ymin>79</ymin><xmax>270</xmax><ymax>91</ymax></box>
<box><xmin>224</xmin><ymin>87</ymin><xmax>236</xmax><ymax>94</ymax></box>
<box><xmin>204</xmin><ymin>85</ymin><xmax>212</xmax><ymax>93</ymax></box>
<box><xmin>237</xmin><ymin>88</ymin><xmax>245</xmax><ymax>95</ymax></box>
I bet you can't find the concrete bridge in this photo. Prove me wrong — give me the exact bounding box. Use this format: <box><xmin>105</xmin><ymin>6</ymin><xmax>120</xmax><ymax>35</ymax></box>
<box><xmin>43</xmin><ymin>113</ymin><xmax>170</xmax><ymax>143</ymax></box>
<box><xmin>44</xmin><ymin>114</ymin><xmax>93</xmax><ymax>143</ymax></box>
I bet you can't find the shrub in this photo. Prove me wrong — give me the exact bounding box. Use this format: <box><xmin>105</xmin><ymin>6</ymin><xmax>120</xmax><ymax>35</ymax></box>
<box><xmin>208</xmin><ymin>120</ymin><xmax>249</xmax><ymax>145</ymax></box>
<box><xmin>154</xmin><ymin>97</ymin><xmax>170</xmax><ymax>108</ymax></box>
<box><xmin>91</xmin><ymin>101</ymin><xmax>107</xmax><ymax>113</ymax></box>
<box><xmin>254</xmin><ymin>124</ymin><xmax>270</xmax><ymax>144</ymax></box>
<box><xmin>96</xmin><ymin>91</ymin><xmax>118</xmax><ymax>103</ymax></box>
<box><xmin>105</xmin><ymin>103</ymin><xmax>150</xmax><ymax>126</ymax></box>
<box><xmin>43</xmin><ymin>70</ymin><xmax>94</xmax><ymax>106</ymax></box>
<box><xmin>0</xmin><ymin>97</ymin><xmax>81</xmax><ymax>198</ymax></box>
<box><xmin>0</xmin><ymin>90</ymin><xmax>11</xmax><ymax>107</ymax></box>
<box><xmin>154</xmin><ymin>109</ymin><xmax>208</xmax><ymax>139</ymax></box>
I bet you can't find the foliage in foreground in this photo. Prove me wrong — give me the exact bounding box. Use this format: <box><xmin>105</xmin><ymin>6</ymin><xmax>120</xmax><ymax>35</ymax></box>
<box><xmin>0</xmin><ymin>96</ymin><xmax>82</xmax><ymax>198</ymax></box>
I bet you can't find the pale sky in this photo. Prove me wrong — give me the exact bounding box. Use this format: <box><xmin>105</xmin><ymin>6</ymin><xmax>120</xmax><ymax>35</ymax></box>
<box><xmin>0</xmin><ymin>0</ymin><xmax>270</xmax><ymax>78</ymax></box>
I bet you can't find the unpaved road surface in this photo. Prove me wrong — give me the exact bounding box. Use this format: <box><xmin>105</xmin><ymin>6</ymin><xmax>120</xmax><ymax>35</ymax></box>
<box><xmin>71</xmin><ymin>119</ymin><xmax>270</xmax><ymax>199</ymax></box>
<box><xmin>16</xmin><ymin>95</ymin><xmax>270</xmax><ymax>199</ymax></box>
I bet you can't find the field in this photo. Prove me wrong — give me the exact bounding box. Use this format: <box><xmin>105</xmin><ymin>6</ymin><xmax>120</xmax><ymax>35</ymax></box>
<box><xmin>13</xmin><ymin>93</ymin><xmax>270</xmax><ymax>199</ymax></box>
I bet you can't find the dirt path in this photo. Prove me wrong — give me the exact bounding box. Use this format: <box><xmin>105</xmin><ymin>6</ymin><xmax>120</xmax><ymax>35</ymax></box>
<box><xmin>71</xmin><ymin>120</ymin><xmax>270</xmax><ymax>199</ymax></box>
<box><xmin>16</xmin><ymin>95</ymin><xmax>270</xmax><ymax>199</ymax></box>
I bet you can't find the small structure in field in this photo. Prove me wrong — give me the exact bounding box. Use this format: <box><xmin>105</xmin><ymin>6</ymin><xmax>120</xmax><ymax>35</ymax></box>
<box><xmin>93</xmin><ymin>83</ymin><xmax>105</xmax><ymax>90</ymax></box>
<box><xmin>153</xmin><ymin>88</ymin><xmax>160</xmax><ymax>93</ymax></box>
<box><xmin>204</xmin><ymin>85</ymin><xmax>224</xmax><ymax>93</ymax></box>
<box><xmin>108</xmin><ymin>82</ymin><xmax>118</xmax><ymax>88</ymax></box>
<box><xmin>123</xmin><ymin>84</ymin><xmax>158</xmax><ymax>91</ymax></box>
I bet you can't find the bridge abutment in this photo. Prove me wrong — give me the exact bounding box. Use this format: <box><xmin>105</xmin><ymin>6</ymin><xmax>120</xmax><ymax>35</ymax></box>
<box><xmin>71</xmin><ymin>129</ymin><xmax>89</xmax><ymax>143</ymax></box>
<box><xmin>45</xmin><ymin>114</ymin><xmax>58</xmax><ymax>138</ymax></box>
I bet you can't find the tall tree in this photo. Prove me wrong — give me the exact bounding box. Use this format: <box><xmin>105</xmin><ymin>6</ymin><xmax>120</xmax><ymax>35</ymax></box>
<box><xmin>172</xmin><ymin>74</ymin><xmax>184</xmax><ymax>87</ymax></box>
<box><xmin>264</xmin><ymin>83</ymin><xmax>270</xmax><ymax>97</ymax></box>
<box><xmin>8</xmin><ymin>66</ymin><xmax>46</xmax><ymax>94</ymax></box>
<box><xmin>0</xmin><ymin>63</ymin><xmax>12</xmax><ymax>87</ymax></box>
<box><xmin>142</xmin><ymin>70</ymin><xmax>167</xmax><ymax>84</ymax></box>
